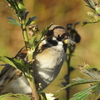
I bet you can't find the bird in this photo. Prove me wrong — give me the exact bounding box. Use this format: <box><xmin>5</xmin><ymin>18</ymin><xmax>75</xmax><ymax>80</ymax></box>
<box><xmin>33</xmin><ymin>25</ymin><xmax>70</xmax><ymax>91</ymax></box>
<box><xmin>0</xmin><ymin>24</ymin><xmax>71</xmax><ymax>95</ymax></box>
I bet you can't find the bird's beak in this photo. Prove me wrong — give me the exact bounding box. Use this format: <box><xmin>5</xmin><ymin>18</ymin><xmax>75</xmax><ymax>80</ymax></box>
<box><xmin>64</xmin><ymin>38</ymin><xmax>76</xmax><ymax>45</ymax></box>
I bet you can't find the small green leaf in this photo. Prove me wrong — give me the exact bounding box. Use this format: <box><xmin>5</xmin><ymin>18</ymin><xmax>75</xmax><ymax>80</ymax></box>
<box><xmin>24</xmin><ymin>11</ymin><xmax>29</xmax><ymax>20</ymax></box>
<box><xmin>26</xmin><ymin>16</ymin><xmax>37</xmax><ymax>26</ymax></box>
<box><xmin>7</xmin><ymin>57</ymin><xmax>32</xmax><ymax>71</ymax></box>
<box><xmin>7</xmin><ymin>17</ymin><xmax>21</xmax><ymax>27</ymax></box>
<box><xmin>95</xmin><ymin>6</ymin><xmax>100</xmax><ymax>14</ymax></box>
<box><xmin>87</xmin><ymin>12</ymin><xmax>95</xmax><ymax>17</ymax></box>
<box><xmin>18</xmin><ymin>2</ymin><xmax>25</xmax><ymax>10</ymax></box>
<box><xmin>0</xmin><ymin>56</ymin><xmax>16</xmax><ymax>67</ymax></box>
<box><xmin>0</xmin><ymin>56</ymin><xmax>32</xmax><ymax>72</ymax></box>
<box><xmin>29</xmin><ymin>36</ymin><xmax>36</xmax><ymax>46</ymax></box>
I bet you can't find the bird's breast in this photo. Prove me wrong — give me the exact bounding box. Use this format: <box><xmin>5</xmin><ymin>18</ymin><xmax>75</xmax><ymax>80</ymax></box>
<box><xmin>34</xmin><ymin>45</ymin><xmax>65</xmax><ymax>69</ymax></box>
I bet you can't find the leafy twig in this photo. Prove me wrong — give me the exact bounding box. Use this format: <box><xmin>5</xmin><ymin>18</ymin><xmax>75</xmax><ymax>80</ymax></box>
<box><xmin>55</xmin><ymin>78</ymin><xmax>99</xmax><ymax>93</ymax></box>
<box><xmin>64</xmin><ymin>23</ymin><xmax>80</xmax><ymax>100</ymax></box>
<box><xmin>4</xmin><ymin>0</ymin><xmax>39</xmax><ymax>99</ymax></box>
<box><xmin>83</xmin><ymin>0</ymin><xmax>100</xmax><ymax>25</ymax></box>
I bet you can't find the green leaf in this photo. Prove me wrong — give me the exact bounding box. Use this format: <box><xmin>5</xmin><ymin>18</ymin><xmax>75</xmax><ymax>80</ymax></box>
<box><xmin>0</xmin><ymin>56</ymin><xmax>16</xmax><ymax>67</ymax></box>
<box><xmin>0</xmin><ymin>56</ymin><xmax>32</xmax><ymax>72</ymax></box>
<box><xmin>82</xmin><ymin>18</ymin><xmax>100</xmax><ymax>26</ymax></box>
<box><xmin>83</xmin><ymin>0</ymin><xmax>100</xmax><ymax>25</ymax></box>
<box><xmin>95</xmin><ymin>6</ymin><xmax>100</xmax><ymax>14</ymax></box>
<box><xmin>29</xmin><ymin>36</ymin><xmax>36</xmax><ymax>47</ymax></box>
<box><xmin>24</xmin><ymin>11</ymin><xmax>29</xmax><ymax>20</ymax></box>
<box><xmin>10</xmin><ymin>58</ymin><xmax>25</xmax><ymax>70</ymax></box>
<box><xmin>90</xmin><ymin>83</ymin><xmax>100</xmax><ymax>99</ymax></box>
<box><xmin>18</xmin><ymin>2</ymin><xmax>25</xmax><ymax>10</ymax></box>
<box><xmin>36</xmin><ymin>24</ymin><xmax>53</xmax><ymax>42</ymax></box>
<box><xmin>7</xmin><ymin>17</ymin><xmax>21</xmax><ymax>27</ymax></box>
<box><xmin>26</xmin><ymin>16</ymin><xmax>37</xmax><ymax>26</ymax></box>
<box><xmin>55</xmin><ymin>77</ymin><xmax>99</xmax><ymax>93</ymax></box>
<box><xmin>84</xmin><ymin>0</ymin><xmax>96</xmax><ymax>10</ymax></box>
<box><xmin>0</xmin><ymin>93</ymin><xmax>31</xmax><ymax>100</ymax></box>
<box><xmin>79</xmin><ymin>64</ymin><xmax>100</xmax><ymax>80</ymax></box>
<box><xmin>70</xmin><ymin>83</ymin><xmax>98</xmax><ymax>100</ymax></box>
<box><xmin>87</xmin><ymin>12</ymin><xmax>95</xmax><ymax>17</ymax></box>
<box><xmin>68</xmin><ymin>64</ymin><xmax>100</xmax><ymax>100</ymax></box>
<box><xmin>6</xmin><ymin>57</ymin><xmax>32</xmax><ymax>71</ymax></box>
<box><xmin>29</xmin><ymin>24</ymin><xmax>53</xmax><ymax>49</ymax></box>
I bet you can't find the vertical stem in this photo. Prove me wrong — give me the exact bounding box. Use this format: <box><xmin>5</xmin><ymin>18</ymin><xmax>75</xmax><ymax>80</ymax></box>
<box><xmin>66</xmin><ymin>44</ymin><xmax>72</xmax><ymax>100</ymax></box>
<box><xmin>66</xmin><ymin>59</ymin><xmax>70</xmax><ymax>100</ymax></box>
<box><xmin>28</xmin><ymin>77</ymin><xmax>39</xmax><ymax>100</ymax></box>
<box><xmin>27</xmin><ymin>51</ymin><xmax>39</xmax><ymax>100</ymax></box>
<box><xmin>21</xmin><ymin>18</ymin><xmax>29</xmax><ymax>48</ymax></box>
<box><xmin>20</xmin><ymin>17</ymin><xmax>39</xmax><ymax>100</ymax></box>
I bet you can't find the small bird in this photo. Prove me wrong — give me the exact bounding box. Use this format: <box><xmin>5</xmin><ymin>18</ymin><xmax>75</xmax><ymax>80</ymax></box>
<box><xmin>33</xmin><ymin>25</ymin><xmax>70</xmax><ymax>91</ymax></box>
<box><xmin>0</xmin><ymin>25</ymin><xmax>70</xmax><ymax>95</ymax></box>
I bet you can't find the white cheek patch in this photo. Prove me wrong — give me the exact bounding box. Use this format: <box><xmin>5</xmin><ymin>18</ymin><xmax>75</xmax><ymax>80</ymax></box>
<box><xmin>58</xmin><ymin>41</ymin><xmax>63</xmax><ymax>45</ymax></box>
<box><xmin>41</xmin><ymin>40</ymin><xmax>47</xmax><ymax>44</ymax></box>
<box><xmin>52</xmin><ymin>37</ymin><xmax>57</xmax><ymax>41</ymax></box>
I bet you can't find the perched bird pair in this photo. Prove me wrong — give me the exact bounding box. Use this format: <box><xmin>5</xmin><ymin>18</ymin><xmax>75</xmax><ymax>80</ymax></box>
<box><xmin>0</xmin><ymin>25</ymin><xmax>71</xmax><ymax>95</ymax></box>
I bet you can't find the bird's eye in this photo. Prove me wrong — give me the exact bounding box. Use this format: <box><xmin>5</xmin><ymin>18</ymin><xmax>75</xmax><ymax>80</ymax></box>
<box><xmin>57</xmin><ymin>35</ymin><xmax>62</xmax><ymax>41</ymax></box>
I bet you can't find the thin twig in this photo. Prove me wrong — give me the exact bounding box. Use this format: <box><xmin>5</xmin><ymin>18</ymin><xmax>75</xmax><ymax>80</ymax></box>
<box><xmin>66</xmin><ymin>44</ymin><xmax>72</xmax><ymax>100</ymax></box>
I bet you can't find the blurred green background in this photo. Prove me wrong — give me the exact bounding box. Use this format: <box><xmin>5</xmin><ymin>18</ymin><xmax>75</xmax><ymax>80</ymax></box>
<box><xmin>0</xmin><ymin>0</ymin><xmax>100</xmax><ymax>100</ymax></box>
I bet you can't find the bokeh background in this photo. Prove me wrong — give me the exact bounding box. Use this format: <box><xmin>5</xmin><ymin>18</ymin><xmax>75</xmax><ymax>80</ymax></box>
<box><xmin>0</xmin><ymin>0</ymin><xmax>100</xmax><ymax>100</ymax></box>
